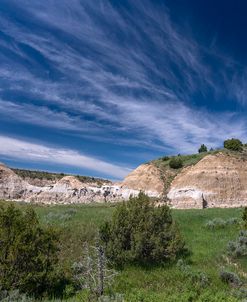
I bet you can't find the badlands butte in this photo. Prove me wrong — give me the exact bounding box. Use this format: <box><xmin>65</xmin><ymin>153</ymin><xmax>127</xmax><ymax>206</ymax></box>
<box><xmin>1</xmin><ymin>147</ymin><xmax>247</xmax><ymax>209</ymax></box>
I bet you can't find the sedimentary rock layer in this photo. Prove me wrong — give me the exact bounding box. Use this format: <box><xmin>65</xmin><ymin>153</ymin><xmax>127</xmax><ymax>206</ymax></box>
<box><xmin>167</xmin><ymin>152</ymin><xmax>247</xmax><ymax>209</ymax></box>
<box><xmin>0</xmin><ymin>163</ymin><xmax>160</xmax><ymax>204</ymax></box>
<box><xmin>121</xmin><ymin>164</ymin><xmax>164</xmax><ymax>196</ymax></box>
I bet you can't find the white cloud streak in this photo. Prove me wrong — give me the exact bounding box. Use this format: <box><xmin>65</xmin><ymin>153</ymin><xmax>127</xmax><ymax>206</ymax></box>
<box><xmin>104</xmin><ymin>96</ymin><xmax>247</xmax><ymax>153</ymax></box>
<box><xmin>0</xmin><ymin>135</ymin><xmax>131</xmax><ymax>179</ymax></box>
<box><xmin>0</xmin><ymin>99</ymin><xmax>105</xmax><ymax>133</ymax></box>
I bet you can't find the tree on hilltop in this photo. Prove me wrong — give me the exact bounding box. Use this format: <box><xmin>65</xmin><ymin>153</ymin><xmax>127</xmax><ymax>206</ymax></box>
<box><xmin>169</xmin><ymin>157</ymin><xmax>183</xmax><ymax>169</ymax></box>
<box><xmin>198</xmin><ymin>144</ymin><xmax>208</xmax><ymax>153</ymax></box>
<box><xmin>224</xmin><ymin>138</ymin><xmax>243</xmax><ymax>151</ymax></box>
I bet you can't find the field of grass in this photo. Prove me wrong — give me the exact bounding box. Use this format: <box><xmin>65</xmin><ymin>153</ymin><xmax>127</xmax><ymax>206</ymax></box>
<box><xmin>2</xmin><ymin>201</ymin><xmax>246</xmax><ymax>301</ymax></box>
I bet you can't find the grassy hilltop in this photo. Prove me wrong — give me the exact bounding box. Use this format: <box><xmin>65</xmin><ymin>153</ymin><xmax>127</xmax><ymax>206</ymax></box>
<box><xmin>150</xmin><ymin>144</ymin><xmax>247</xmax><ymax>196</ymax></box>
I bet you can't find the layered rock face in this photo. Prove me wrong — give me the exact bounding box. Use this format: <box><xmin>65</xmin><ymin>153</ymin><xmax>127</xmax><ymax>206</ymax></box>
<box><xmin>167</xmin><ymin>152</ymin><xmax>247</xmax><ymax>209</ymax></box>
<box><xmin>2</xmin><ymin>153</ymin><xmax>247</xmax><ymax>208</ymax></box>
<box><xmin>121</xmin><ymin>164</ymin><xmax>164</xmax><ymax>197</ymax></box>
<box><xmin>0</xmin><ymin>163</ymin><xmax>143</xmax><ymax>204</ymax></box>
<box><xmin>0</xmin><ymin>163</ymin><xmax>28</xmax><ymax>199</ymax></box>
<box><xmin>26</xmin><ymin>176</ymin><xmax>141</xmax><ymax>204</ymax></box>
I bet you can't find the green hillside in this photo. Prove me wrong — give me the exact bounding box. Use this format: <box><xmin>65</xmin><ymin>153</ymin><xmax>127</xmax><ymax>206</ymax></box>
<box><xmin>150</xmin><ymin>146</ymin><xmax>247</xmax><ymax>196</ymax></box>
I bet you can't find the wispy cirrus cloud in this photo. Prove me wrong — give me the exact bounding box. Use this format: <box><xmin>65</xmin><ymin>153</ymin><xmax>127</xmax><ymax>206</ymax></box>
<box><xmin>0</xmin><ymin>100</ymin><xmax>86</xmax><ymax>131</ymax></box>
<box><xmin>0</xmin><ymin>0</ymin><xmax>247</xmax><ymax>168</ymax></box>
<box><xmin>103</xmin><ymin>96</ymin><xmax>247</xmax><ymax>153</ymax></box>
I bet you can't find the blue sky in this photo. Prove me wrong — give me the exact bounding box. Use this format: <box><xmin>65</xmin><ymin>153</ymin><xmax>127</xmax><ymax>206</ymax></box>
<box><xmin>0</xmin><ymin>0</ymin><xmax>247</xmax><ymax>179</ymax></box>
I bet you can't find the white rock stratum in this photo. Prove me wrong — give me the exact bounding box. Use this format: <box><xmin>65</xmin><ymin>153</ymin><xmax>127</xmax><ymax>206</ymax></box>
<box><xmin>167</xmin><ymin>152</ymin><xmax>247</xmax><ymax>209</ymax></box>
<box><xmin>2</xmin><ymin>152</ymin><xmax>247</xmax><ymax>208</ymax></box>
<box><xmin>0</xmin><ymin>163</ymin><xmax>162</xmax><ymax>204</ymax></box>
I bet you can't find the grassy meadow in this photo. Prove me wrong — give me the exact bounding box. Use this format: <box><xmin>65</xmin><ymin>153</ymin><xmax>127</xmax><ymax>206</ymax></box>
<box><xmin>1</xmin><ymin>201</ymin><xmax>246</xmax><ymax>301</ymax></box>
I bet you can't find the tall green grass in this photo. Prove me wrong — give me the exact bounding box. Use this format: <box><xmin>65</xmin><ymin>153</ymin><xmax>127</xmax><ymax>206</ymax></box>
<box><xmin>0</xmin><ymin>201</ymin><xmax>245</xmax><ymax>301</ymax></box>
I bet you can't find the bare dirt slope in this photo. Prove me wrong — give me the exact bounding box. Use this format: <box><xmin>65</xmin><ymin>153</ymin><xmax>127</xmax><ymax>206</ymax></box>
<box><xmin>167</xmin><ymin>152</ymin><xmax>247</xmax><ymax>208</ymax></box>
<box><xmin>121</xmin><ymin>163</ymin><xmax>164</xmax><ymax>196</ymax></box>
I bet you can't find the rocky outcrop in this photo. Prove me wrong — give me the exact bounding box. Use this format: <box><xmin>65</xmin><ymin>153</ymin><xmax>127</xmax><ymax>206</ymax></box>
<box><xmin>121</xmin><ymin>164</ymin><xmax>164</xmax><ymax>197</ymax></box>
<box><xmin>3</xmin><ymin>152</ymin><xmax>247</xmax><ymax>208</ymax></box>
<box><xmin>167</xmin><ymin>152</ymin><xmax>247</xmax><ymax>209</ymax></box>
<box><xmin>0</xmin><ymin>163</ymin><xmax>28</xmax><ymax>199</ymax></box>
<box><xmin>0</xmin><ymin>163</ymin><xmax>143</xmax><ymax>204</ymax></box>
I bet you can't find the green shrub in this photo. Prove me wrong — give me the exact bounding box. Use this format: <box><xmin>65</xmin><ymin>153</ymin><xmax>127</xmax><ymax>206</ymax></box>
<box><xmin>205</xmin><ymin>217</ymin><xmax>239</xmax><ymax>229</ymax></box>
<box><xmin>161</xmin><ymin>156</ymin><xmax>170</xmax><ymax>161</ymax></box>
<box><xmin>198</xmin><ymin>144</ymin><xmax>207</xmax><ymax>153</ymax></box>
<box><xmin>44</xmin><ymin>209</ymin><xmax>77</xmax><ymax>225</ymax></box>
<box><xmin>226</xmin><ymin>217</ymin><xmax>239</xmax><ymax>225</ymax></box>
<box><xmin>227</xmin><ymin>230</ymin><xmax>247</xmax><ymax>258</ymax></box>
<box><xmin>205</xmin><ymin>218</ymin><xmax>225</xmax><ymax>229</ymax></box>
<box><xmin>0</xmin><ymin>289</ymin><xmax>33</xmax><ymax>301</ymax></box>
<box><xmin>232</xmin><ymin>287</ymin><xmax>247</xmax><ymax>299</ymax></box>
<box><xmin>100</xmin><ymin>193</ymin><xmax>185</xmax><ymax>265</ymax></box>
<box><xmin>219</xmin><ymin>270</ymin><xmax>242</xmax><ymax>287</ymax></box>
<box><xmin>169</xmin><ymin>157</ymin><xmax>183</xmax><ymax>169</ymax></box>
<box><xmin>177</xmin><ymin>259</ymin><xmax>210</xmax><ymax>288</ymax></box>
<box><xmin>0</xmin><ymin>205</ymin><xmax>60</xmax><ymax>297</ymax></box>
<box><xmin>224</xmin><ymin>138</ymin><xmax>243</xmax><ymax>151</ymax></box>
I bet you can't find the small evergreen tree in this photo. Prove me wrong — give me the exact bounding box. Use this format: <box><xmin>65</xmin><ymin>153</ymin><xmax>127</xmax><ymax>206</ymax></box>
<box><xmin>100</xmin><ymin>193</ymin><xmax>185</xmax><ymax>265</ymax></box>
<box><xmin>0</xmin><ymin>205</ymin><xmax>59</xmax><ymax>297</ymax></box>
<box><xmin>198</xmin><ymin>144</ymin><xmax>208</xmax><ymax>153</ymax></box>
<box><xmin>224</xmin><ymin>138</ymin><xmax>243</xmax><ymax>151</ymax></box>
<box><xmin>161</xmin><ymin>156</ymin><xmax>170</xmax><ymax>161</ymax></box>
<box><xmin>169</xmin><ymin>157</ymin><xmax>183</xmax><ymax>169</ymax></box>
